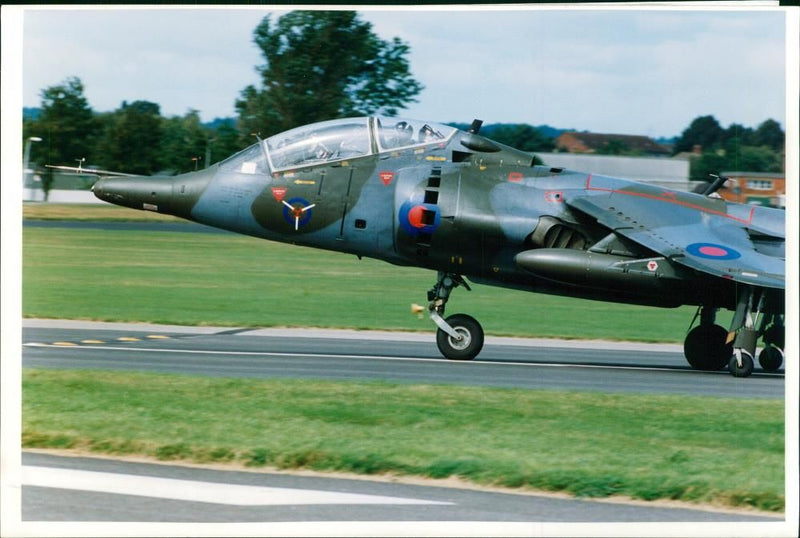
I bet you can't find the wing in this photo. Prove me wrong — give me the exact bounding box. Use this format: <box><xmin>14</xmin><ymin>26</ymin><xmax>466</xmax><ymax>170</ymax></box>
<box><xmin>566</xmin><ymin>177</ymin><xmax>785</xmax><ymax>289</ymax></box>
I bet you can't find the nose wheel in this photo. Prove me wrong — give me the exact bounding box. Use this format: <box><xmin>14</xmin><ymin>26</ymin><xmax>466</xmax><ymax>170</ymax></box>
<box><xmin>426</xmin><ymin>272</ymin><xmax>484</xmax><ymax>361</ymax></box>
<box><xmin>435</xmin><ymin>313</ymin><xmax>484</xmax><ymax>361</ymax></box>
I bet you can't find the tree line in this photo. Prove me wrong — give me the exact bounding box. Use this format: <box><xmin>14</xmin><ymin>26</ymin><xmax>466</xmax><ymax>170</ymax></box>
<box><xmin>22</xmin><ymin>10</ymin><xmax>784</xmax><ymax>189</ymax></box>
<box><xmin>672</xmin><ymin>115</ymin><xmax>784</xmax><ymax>180</ymax></box>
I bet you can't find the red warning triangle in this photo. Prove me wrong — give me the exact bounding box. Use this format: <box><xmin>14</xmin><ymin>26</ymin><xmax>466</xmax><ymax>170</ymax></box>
<box><xmin>271</xmin><ymin>187</ymin><xmax>287</xmax><ymax>202</ymax></box>
<box><xmin>379</xmin><ymin>171</ymin><xmax>394</xmax><ymax>186</ymax></box>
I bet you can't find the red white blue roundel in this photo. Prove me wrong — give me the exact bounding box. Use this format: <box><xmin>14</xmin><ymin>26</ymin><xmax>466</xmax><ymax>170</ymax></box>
<box><xmin>398</xmin><ymin>199</ymin><xmax>440</xmax><ymax>237</ymax></box>
<box><xmin>686</xmin><ymin>242</ymin><xmax>741</xmax><ymax>260</ymax></box>
<box><xmin>282</xmin><ymin>197</ymin><xmax>314</xmax><ymax>228</ymax></box>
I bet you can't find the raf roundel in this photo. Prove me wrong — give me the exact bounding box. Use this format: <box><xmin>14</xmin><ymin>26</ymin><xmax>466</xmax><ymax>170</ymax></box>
<box><xmin>398</xmin><ymin>200</ymin><xmax>440</xmax><ymax>237</ymax></box>
<box><xmin>686</xmin><ymin>242</ymin><xmax>741</xmax><ymax>260</ymax></box>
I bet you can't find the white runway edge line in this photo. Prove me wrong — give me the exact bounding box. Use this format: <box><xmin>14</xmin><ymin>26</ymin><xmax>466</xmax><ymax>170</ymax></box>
<box><xmin>22</xmin><ymin>342</ymin><xmax>741</xmax><ymax>375</ymax></box>
<box><xmin>21</xmin><ymin>466</ymin><xmax>452</xmax><ymax>506</ymax></box>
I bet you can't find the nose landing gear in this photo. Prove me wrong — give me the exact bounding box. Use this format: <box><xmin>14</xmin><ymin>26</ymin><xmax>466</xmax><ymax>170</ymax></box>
<box><xmin>427</xmin><ymin>272</ymin><xmax>484</xmax><ymax>361</ymax></box>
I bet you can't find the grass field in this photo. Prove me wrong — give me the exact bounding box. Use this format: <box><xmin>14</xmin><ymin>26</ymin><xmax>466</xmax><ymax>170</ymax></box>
<box><xmin>23</xmin><ymin>202</ymin><xmax>184</xmax><ymax>222</ymax></box>
<box><xmin>22</xmin><ymin>225</ymin><xmax>717</xmax><ymax>340</ymax></box>
<box><xmin>22</xmin><ymin>369</ymin><xmax>784</xmax><ymax>511</ymax></box>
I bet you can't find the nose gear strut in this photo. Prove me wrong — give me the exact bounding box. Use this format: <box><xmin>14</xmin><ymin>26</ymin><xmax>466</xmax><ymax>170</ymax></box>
<box><xmin>426</xmin><ymin>272</ymin><xmax>484</xmax><ymax>361</ymax></box>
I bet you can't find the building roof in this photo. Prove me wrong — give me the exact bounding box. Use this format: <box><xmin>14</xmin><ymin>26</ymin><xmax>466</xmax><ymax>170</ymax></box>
<box><xmin>556</xmin><ymin>132</ymin><xmax>671</xmax><ymax>155</ymax></box>
<box><xmin>720</xmin><ymin>171</ymin><xmax>785</xmax><ymax>179</ymax></box>
<box><xmin>537</xmin><ymin>152</ymin><xmax>691</xmax><ymax>190</ymax></box>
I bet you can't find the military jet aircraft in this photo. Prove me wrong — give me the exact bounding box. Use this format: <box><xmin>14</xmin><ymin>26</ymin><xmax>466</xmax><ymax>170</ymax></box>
<box><xmin>82</xmin><ymin>116</ymin><xmax>785</xmax><ymax>377</ymax></box>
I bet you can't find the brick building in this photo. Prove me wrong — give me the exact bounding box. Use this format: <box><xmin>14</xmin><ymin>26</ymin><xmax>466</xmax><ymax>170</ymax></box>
<box><xmin>717</xmin><ymin>172</ymin><xmax>786</xmax><ymax>208</ymax></box>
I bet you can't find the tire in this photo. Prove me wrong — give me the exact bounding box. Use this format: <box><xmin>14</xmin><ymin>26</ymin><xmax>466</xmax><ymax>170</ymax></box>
<box><xmin>683</xmin><ymin>324</ymin><xmax>731</xmax><ymax>371</ymax></box>
<box><xmin>436</xmin><ymin>313</ymin><xmax>484</xmax><ymax>361</ymax></box>
<box><xmin>758</xmin><ymin>346</ymin><xmax>783</xmax><ymax>372</ymax></box>
<box><xmin>729</xmin><ymin>350</ymin><xmax>754</xmax><ymax>378</ymax></box>
<box><xmin>763</xmin><ymin>324</ymin><xmax>784</xmax><ymax>350</ymax></box>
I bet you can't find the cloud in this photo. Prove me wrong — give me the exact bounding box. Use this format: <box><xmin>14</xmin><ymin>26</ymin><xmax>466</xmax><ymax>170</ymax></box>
<box><xmin>21</xmin><ymin>7</ymin><xmax>788</xmax><ymax>136</ymax></box>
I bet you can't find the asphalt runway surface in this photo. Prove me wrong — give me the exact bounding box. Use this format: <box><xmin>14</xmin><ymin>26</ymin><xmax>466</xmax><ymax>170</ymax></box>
<box><xmin>19</xmin><ymin>451</ymin><xmax>782</xmax><ymax>525</ymax></box>
<box><xmin>22</xmin><ymin>319</ymin><xmax>783</xmax><ymax>398</ymax></box>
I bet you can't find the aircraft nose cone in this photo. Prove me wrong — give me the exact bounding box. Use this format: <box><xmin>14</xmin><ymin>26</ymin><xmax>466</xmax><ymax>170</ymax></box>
<box><xmin>91</xmin><ymin>175</ymin><xmax>172</xmax><ymax>213</ymax></box>
<box><xmin>92</xmin><ymin>177</ymin><xmax>105</xmax><ymax>197</ymax></box>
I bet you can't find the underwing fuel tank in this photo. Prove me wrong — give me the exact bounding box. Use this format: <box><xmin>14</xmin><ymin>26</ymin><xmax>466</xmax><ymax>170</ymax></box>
<box><xmin>515</xmin><ymin>248</ymin><xmax>686</xmax><ymax>299</ymax></box>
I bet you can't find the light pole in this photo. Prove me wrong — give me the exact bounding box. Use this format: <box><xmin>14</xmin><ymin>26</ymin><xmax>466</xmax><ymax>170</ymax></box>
<box><xmin>23</xmin><ymin>137</ymin><xmax>42</xmax><ymax>197</ymax></box>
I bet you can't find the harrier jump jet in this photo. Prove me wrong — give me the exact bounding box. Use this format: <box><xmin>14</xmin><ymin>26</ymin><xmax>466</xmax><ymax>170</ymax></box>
<box><xmin>85</xmin><ymin>116</ymin><xmax>785</xmax><ymax>377</ymax></box>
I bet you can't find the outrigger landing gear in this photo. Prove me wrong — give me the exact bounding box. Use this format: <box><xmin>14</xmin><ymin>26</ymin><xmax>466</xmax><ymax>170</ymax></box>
<box><xmin>727</xmin><ymin>288</ymin><xmax>758</xmax><ymax>377</ymax></box>
<box><xmin>427</xmin><ymin>272</ymin><xmax>484</xmax><ymax>361</ymax></box>
<box><xmin>725</xmin><ymin>287</ymin><xmax>784</xmax><ymax>378</ymax></box>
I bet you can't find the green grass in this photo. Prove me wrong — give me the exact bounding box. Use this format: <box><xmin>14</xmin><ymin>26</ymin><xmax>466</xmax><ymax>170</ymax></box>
<box><xmin>22</xmin><ymin>226</ymin><xmax>716</xmax><ymax>340</ymax></box>
<box><xmin>23</xmin><ymin>202</ymin><xmax>184</xmax><ymax>222</ymax></box>
<box><xmin>22</xmin><ymin>369</ymin><xmax>784</xmax><ymax>512</ymax></box>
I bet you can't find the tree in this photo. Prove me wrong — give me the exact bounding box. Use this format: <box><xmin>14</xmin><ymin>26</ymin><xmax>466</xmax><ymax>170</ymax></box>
<box><xmin>96</xmin><ymin>100</ymin><xmax>163</xmax><ymax>175</ymax></box>
<box><xmin>159</xmin><ymin>110</ymin><xmax>209</xmax><ymax>174</ymax></box>
<box><xmin>236</xmin><ymin>11</ymin><xmax>423</xmax><ymax>139</ymax></box>
<box><xmin>484</xmin><ymin>124</ymin><xmax>555</xmax><ymax>153</ymax></box>
<box><xmin>206</xmin><ymin>120</ymin><xmax>243</xmax><ymax>166</ymax></box>
<box><xmin>672</xmin><ymin>115</ymin><xmax>723</xmax><ymax>154</ymax></box>
<box><xmin>721</xmin><ymin>123</ymin><xmax>754</xmax><ymax>149</ymax></box>
<box><xmin>27</xmin><ymin>77</ymin><xmax>98</xmax><ymax>195</ymax></box>
<box><xmin>752</xmin><ymin>119</ymin><xmax>784</xmax><ymax>152</ymax></box>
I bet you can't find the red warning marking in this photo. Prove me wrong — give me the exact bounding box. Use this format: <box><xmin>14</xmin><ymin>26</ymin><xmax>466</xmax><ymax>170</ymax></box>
<box><xmin>508</xmin><ymin>172</ymin><xmax>523</xmax><ymax>182</ymax></box>
<box><xmin>647</xmin><ymin>260</ymin><xmax>658</xmax><ymax>271</ymax></box>
<box><xmin>545</xmin><ymin>191</ymin><xmax>563</xmax><ymax>203</ymax></box>
<box><xmin>379</xmin><ymin>171</ymin><xmax>394</xmax><ymax>186</ymax></box>
<box><xmin>407</xmin><ymin>205</ymin><xmax>427</xmax><ymax>228</ymax></box>
<box><xmin>271</xmin><ymin>187</ymin><xmax>287</xmax><ymax>202</ymax></box>
<box><xmin>584</xmin><ymin>175</ymin><xmax>756</xmax><ymax>225</ymax></box>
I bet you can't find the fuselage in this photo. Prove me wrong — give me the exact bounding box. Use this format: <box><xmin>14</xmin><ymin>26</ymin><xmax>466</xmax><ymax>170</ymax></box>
<box><xmin>93</xmin><ymin>116</ymin><xmax>784</xmax><ymax>312</ymax></box>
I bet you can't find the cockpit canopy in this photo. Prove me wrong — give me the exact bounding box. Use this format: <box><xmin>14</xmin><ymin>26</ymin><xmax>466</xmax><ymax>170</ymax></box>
<box><xmin>220</xmin><ymin>116</ymin><xmax>457</xmax><ymax>175</ymax></box>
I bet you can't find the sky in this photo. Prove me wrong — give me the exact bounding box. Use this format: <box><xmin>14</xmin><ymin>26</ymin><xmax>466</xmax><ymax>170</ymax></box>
<box><xmin>13</xmin><ymin>4</ymin><xmax>791</xmax><ymax>139</ymax></box>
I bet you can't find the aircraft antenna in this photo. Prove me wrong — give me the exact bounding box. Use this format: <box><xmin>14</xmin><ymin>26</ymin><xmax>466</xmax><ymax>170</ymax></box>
<box><xmin>468</xmin><ymin>119</ymin><xmax>483</xmax><ymax>134</ymax></box>
<box><xmin>702</xmin><ymin>174</ymin><xmax>728</xmax><ymax>196</ymax></box>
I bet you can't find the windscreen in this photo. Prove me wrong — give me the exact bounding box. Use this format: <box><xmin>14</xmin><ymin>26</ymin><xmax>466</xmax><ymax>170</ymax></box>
<box><xmin>266</xmin><ymin>118</ymin><xmax>371</xmax><ymax>170</ymax></box>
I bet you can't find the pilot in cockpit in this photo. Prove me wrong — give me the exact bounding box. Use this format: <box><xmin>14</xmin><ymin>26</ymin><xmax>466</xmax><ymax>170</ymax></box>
<box><xmin>419</xmin><ymin>124</ymin><xmax>442</xmax><ymax>142</ymax></box>
<box><xmin>393</xmin><ymin>121</ymin><xmax>414</xmax><ymax>147</ymax></box>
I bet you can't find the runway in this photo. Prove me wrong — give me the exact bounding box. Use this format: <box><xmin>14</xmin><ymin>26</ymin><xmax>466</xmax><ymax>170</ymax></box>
<box><xmin>22</xmin><ymin>319</ymin><xmax>783</xmax><ymax>398</ymax></box>
<box><xmin>19</xmin><ymin>451</ymin><xmax>782</xmax><ymax>525</ymax></box>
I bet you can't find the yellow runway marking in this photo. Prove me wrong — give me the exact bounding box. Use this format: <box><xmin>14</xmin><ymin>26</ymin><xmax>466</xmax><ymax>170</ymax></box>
<box><xmin>146</xmin><ymin>335</ymin><xmax>170</xmax><ymax>340</ymax></box>
<box><xmin>81</xmin><ymin>340</ymin><xmax>105</xmax><ymax>344</ymax></box>
<box><xmin>116</xmin><ymin>337</ymin><xmax>141</xmax><ymax>342</ymax></box>
<box><xmin>53</xmin><ymin>342</ymin><xmax>77</xmax><ymax>346</ymax></box>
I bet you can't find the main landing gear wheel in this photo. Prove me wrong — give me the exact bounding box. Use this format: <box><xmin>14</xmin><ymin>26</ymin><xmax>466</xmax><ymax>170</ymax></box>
<box><xmin>435</xmin><ymin>313</ymin><xmax>484</xmax><ymax>361</ymax></box>
<box><xmin>683</xmin><ymin>324</ymin><xmax>731</xmax><ymax>371</ymax></box>
<box><xmin>729</xmin><ymin>350</ymin><xmax>754</xmax><ymax>378</ymax></box>
<box><xmin>758</xmin><ymin>346</ymin><xmax>783</xmax><ymax>372</ymax></box>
